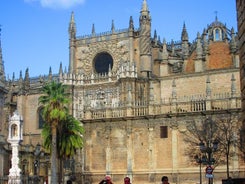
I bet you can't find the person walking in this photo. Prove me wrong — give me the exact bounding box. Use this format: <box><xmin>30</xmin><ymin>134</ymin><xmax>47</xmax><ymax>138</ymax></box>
<box><xmin>124</xmin><ymin>177</ymin><xmax>131</xmax><ymax>184</ymax></box>
<box><xmin>99</xmin><ymin>175</ymin><xmax>113</xmax><ymax>184</ymax></box>
<box><xmin>161</xmin><ymin>176</ymin><xmax>169</xmax><ymax>184</ymax></box>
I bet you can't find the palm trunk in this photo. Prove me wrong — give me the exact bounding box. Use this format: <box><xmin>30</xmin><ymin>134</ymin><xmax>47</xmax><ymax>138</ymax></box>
<box><xmin>58</xmin><ymin>158</ymin><xmax>63</xmax><ymax>184</ymax></box>
<box><xmin>51</xmin><ymin>124</ymin><xmax>58</xmax><ymax>184</ymax></box>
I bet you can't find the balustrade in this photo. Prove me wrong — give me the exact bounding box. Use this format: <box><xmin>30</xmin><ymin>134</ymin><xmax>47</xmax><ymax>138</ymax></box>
<box><xmin>79</xmin><ymin>96</ymin><xmax>241</xmax><ymax>120</ymax></box>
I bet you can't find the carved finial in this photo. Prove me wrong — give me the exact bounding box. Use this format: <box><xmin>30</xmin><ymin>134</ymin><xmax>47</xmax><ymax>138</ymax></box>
<box><xmin>49</xmin><ymin>67</ymin><xmax>52</xmax><ymax>81</ymax></box>
<box><xmin>92</xmin><ymin>23</ymin><xmax>95</xmax><ymax>35</ymax></box>
<box><xmin>59</xmin><ymin>62</ymin><xmax>63</xmax><ymax>74</ymax></box>
<box><xmin>154</xmin><ymin>30</ymin><xmax>157</xmax><ymax>45</ymax></box>
<box><xmin>129</xmin><ymin>16</ymin><xmax>134</xmax><ymax>30</ymax></box>
<box><xmin>181</xmin><ymin>22</ymin><xmax>189</xmax><ymax>41</ymax></box>
<box><xmin>214</xmin><ymin>11</ymin><xmax>218</xmax><ymax>21</ymax></box>
<box><xmin>111</xmin><ymin>20</ymin><xmax>115</xmax><ymax>33</ymax></box>
<box><xmin>69</xmin><ymin>11</ymin><xmax>76</xmax><ymax>36</ymax></box>
<box><xmin>24</xmin><ymin>68</ymin><xmax>29</xmax><ymax>80</ymax></box>
<box><xmin>49</xmin><ymin>67</ymin><xmax>52</xmax><ymax>75</ymax></box>
<box><xmin>142</xmin><ymin>0</ymin><xmax>148</xmax><ymax>12</ymax></box>
<box><xmin>19</xmin><ymin>70</ymin><xmax>23</xmax><ymax>80</ymax></box>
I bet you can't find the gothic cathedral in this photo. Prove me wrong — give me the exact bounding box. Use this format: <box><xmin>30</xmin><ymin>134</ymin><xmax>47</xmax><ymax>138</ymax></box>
<box><xmin>0</xmin><ymin>0</ymin><xmax>244</xmax><ymax>184</ymax></box>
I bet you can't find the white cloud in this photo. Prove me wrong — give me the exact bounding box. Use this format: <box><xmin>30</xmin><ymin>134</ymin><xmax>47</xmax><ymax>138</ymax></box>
<box><xmin>24</xmin><ymin>0</ymin><xmax>86</xmax><ymax>9</ymax></box>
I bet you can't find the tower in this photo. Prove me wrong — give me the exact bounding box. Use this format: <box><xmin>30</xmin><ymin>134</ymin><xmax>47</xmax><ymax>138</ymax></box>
<box><xmin>68</xmin><ymin>12</ymin><xmax>76</xmax><ymax>74</ymax></box>
<box><xmin>139</xmin><ymin>0</ymin><xmax>152</xmax><ymax>78</ymax></box>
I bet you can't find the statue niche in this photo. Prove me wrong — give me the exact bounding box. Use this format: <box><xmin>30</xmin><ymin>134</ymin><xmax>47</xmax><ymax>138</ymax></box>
<box><xmin>11</xmin><ymin>124</ymin><xmax>18</xmax><ymax>138</ymax></box>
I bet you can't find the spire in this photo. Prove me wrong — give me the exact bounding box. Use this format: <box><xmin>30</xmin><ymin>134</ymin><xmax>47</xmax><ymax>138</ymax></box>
<box><xmin>153</xmin><ymin>30</ymin><xmax>157</xmax><ymax>46</ymax></box>
<box><xmin>69</xmin><ymin>11</ymin><xmax>76</xmax><ymax>74</ymax></box>
<box><xmin>202</xmin><ymin>28</ymin><xmax>208</xmax><ymax>55</ymax></box>
<box><xmin>141</xmin><ymin>0</ymin><xmax>149</xmax><ymax>13</ymax></box>
<box><xmin>18</xmin><ymin>70</ymin><xmax>24</xmax><ymax>95</ymax></box>
<box><xmin>19</xmin><ymin>71</ymin><xmax>23</xmax><ymax>81</ymax></box>
<box><xmin>69</xmin><ymin>11</ymin><xmax>76</xmax><ymax>38</ymax></box>
<box><xmin>129</xmin><ymin>16</ymin><xmax>134</xmax><ymax>31</ymax></box>
<box><xmin>162</xmin><ymin>38</ymin><xmax>169</xmax><ymax>61</ymax></box>
<box><xmin>70</xmin><ymin>11</ymin><xmax>75</xmax><ymax>24</ymax></box>
<box><xmin>181</xmin><ymin>22</ymin><xmax>189</xmax><ymax>42</ymax></box>
<box><xmin>195</xmin><ymin>32</ymin><xmax>204</xmax><ymax>72</ymax></box>
<box><xmin>196</xmin><ymin>32</ymin><xmax>203</xmax><ymax>59</ymax></box>
<box><xmin>214</xmin><ymin>11</ymin><xmax>218</xmax><ymax>22</ymax></box>
<box><xmin>24</xmin><ymin>68</ymin><xmax>29</xmax><ymax>81</ymax></box>
<box><xmin>230</xmin><ymin>27</ymin><xmax>237</xmax><ymax>53</ymax></box>
<box><xmin>59</xmin><ymin>62</ymin><xmax>63</xmax><ymax>75</ymax></box>
<box><xmin>181</xmin><ymin>22</ymin><xmax>189</xmax><ymax>59</ymax></box>
<box><xmin>49</xmin><ymin>67</ymin><xmax>52</xmax><ymax>81</ymax></box>
<box><xmin>111</xmin><ymin>20</ymin><xmax>115</xmax><ymax>33</ymax></box>
<box><xmin>24</xmin><ymin>68</ymin><xmax>30</xmax><ymax>92</ymax></box>
<box><xmin>12</xmin><ymin>72</ymin><xmax>15</xmax><ymax>82</ymax></box>
<box><xmin>92</xmin><ymin>23</ymin><xmax>95</xmax><ymax>36</ymax></box>
<box><xmin>0</xmin><ymin>25</ymin><xmax>5</xmax><ymax>82</ymax></box>
<box><xmin>140</xmin><ymin>0</ymin><xmax>151</xmax><ymax>25</ymax></box>
<box><xmin>139</xmin><ymin>0</ymin><xmax>152</xmax><ymax>77</ymax></box>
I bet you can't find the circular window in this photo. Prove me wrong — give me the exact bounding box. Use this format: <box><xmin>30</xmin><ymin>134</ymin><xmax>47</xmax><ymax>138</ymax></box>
<box><xmin>94</xmin><ymin>52</ymin><xmax>113</xmax><ymax>74</ymax></box>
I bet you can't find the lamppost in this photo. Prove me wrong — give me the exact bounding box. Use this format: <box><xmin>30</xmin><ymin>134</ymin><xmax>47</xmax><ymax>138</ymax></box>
<box><xmin>33</xmin><ymin>143</ymin><xmax>42</xmax><ymax>183</ymax></box>
<box><xmin>198</xmin><ymin>139</ymin><xmax>218</xmax><ymax>184</ymax></box>
<box><xmin>29</xmin><ymin>143</ymin><xmax>42</xmax><ymax>184</ymax></box>
<box><xmin>194</xmin><ymin>154</ymin><xmax>204</xmax><ymax>184</ymax></box>
<box><xmin>34</xmin><ymin>143</ymin><xmax>41</xmax><ymax>174</ymax></box>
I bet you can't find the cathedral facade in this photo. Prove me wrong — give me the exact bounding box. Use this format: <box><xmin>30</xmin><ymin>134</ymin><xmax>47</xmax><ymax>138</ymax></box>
<box><xmin>0</xmin><ymin>0</ymin><xmax>244</xmax><ymax>184</ymax></box>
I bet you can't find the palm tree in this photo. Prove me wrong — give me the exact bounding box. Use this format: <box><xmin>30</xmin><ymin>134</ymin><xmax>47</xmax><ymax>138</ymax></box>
<box><xmin>42</xmin><ymin>114</ymin><xmax>84</xmax><ymax>183</ymax></box>
<box><xmin>39</xmin><ymin>81</ymin><xmax>69</xmax><ymax>184</ymax></box>
<box><xmin>58</xmin><ymin>115</ymin><xmax>84</xmax><ymax>183</ymax></box>
<box><xmin>58</xmin><ymin>114</ymin><xmax>84</xmax><ymax>158</ymax></box>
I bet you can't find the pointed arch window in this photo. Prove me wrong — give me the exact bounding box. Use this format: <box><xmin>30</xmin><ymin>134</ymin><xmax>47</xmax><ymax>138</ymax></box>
<box><xmin>214</xmin><ymin>28</ymin><xmax>221</xmax><ymax>41</ymax></box>
<box><xmin>38</xmin><ymin>108</ymin><xmax>45</xmax><ymax>129</ymax></box>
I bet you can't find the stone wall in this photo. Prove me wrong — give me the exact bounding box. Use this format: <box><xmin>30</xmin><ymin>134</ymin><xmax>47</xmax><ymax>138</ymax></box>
<box><xmin>80</xmin><ymin>113</ymin><xmax>243</xmax><ymax>184</ymax></box>
<box><xmin>237</xmin><ymin>0</ymin><xmax>245</xmax><ymax>128</ymax></box>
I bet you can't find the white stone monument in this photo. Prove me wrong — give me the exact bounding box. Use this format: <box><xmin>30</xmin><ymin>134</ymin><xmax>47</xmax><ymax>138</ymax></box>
<box><xmin>7</xmin><ymin>110</ymin><xmax>23</xmax><ymax>184</ymax></box>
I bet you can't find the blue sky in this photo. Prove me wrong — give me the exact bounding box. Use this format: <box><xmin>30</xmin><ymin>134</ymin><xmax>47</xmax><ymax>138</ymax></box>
<box><xmin>0</xmin><ymin>0</ymin><xmax>237</xmax><ymax>78</ymax></box>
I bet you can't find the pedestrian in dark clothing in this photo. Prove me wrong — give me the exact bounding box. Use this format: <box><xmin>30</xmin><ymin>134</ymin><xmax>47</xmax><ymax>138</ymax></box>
<box><xmin>124</xmin><ymin>177</ymin><xmax>131</xmax><ymax>184</ymax></box>
<box><xmin>161</xmin><ymin>176</ymin><xmax>169</xmax><ymax>184</ymax></box>
<box><xmin>99</xmin><ymin>175</ymin><xmax>113</xmax><ymax>184</ymax></box>
<box><xmin>67</xmin><ymin>180</ymin><xmax>72</xmax><ymax>184</ymax></box>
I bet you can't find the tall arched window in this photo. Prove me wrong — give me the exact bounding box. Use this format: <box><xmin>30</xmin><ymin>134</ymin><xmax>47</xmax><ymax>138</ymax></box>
<box><xmin>214</xmin><ymin>28</ymin><xmax>221</xmax><ymax>41</ymax></box>
<box><xmin>38</xmin><ymin>108</ymin><xmax>45</xmax><ymax>129</ymax></box>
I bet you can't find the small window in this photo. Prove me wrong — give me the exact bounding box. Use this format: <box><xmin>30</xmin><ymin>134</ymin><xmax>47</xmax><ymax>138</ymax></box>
<box><xmin>160</xmin><ymin>126</ymin><xmax>168</xmax><ymax>138</ymax></box>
